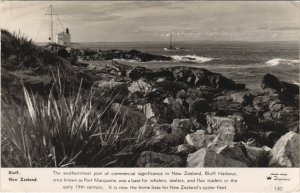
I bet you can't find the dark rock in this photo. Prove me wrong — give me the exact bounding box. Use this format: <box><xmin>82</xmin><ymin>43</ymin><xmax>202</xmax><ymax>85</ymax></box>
<box><xmin>186</xmin><ymin>148</ymin><xmax>248</xmax><ymax>167</ymax></box>
<box><xmin>126</xmin><ymin>66</ymin><xmax>147</xmax><ymax>80</ymax></box>
<box><xmin>248</xmin><ymin>131</ymin><xmax>281</xmax><ymax>147</ymax></box>
<box><xmin>261</xmin><ymin>74</ymin><xmax>283</xmax><ymax>91</ymax></box>
<box><xmin>189</xmin><ymin>98</ymin><xmax>211</xmax><ymax>116</ymax></box>
<box><xmin>187</xmin><ymin>86</ymin><xmax>219</xmax><ymax>103</ymax></box>
<box><xmin>127</xmin><ymin>67</ymin><xmax>173</xmax><ymax>80</ymax></box>
<box><xmin>171</xmin><ymin>67</ymin><xmax>194</xmax><ymax>82</ymax></box>
<box><xmin>243</xmin><ymin>145</ymin><xmax>271</xmax><ymax>167</ymax></box>
<box><xmin>162</xmin><ymin>97</ymin><xmax>188</xmax><ymax>122</ymax></box>
<box><xmin>136</xmin><ymin>151</ymin><xmax>184</xmax><ymax>167</ymax></box>
<box><xmin>169</xmin><ymin>67</ymin><xmax>244</xmax><ymax>90</ymax></box>
<box><xmin>217</xmin><ymin>144</ymin><xmax>251</xmax><ymax>166</ymax></box>
<box><xmin>211</xmin><ymin>99</ymin><xmax>243</xmax><ymax>116</ymax></box>
<box><xmin>281</xmin><ymin>81</ymin><xmax>299</xmax><ymax>95</ymax></box>
<box><xmin>261</xmin><ymin>73</ymin><xmax>299</xmax><ymax>95</ymax></box>
<box><xmin>269</xmin><ymin>131</ymin><xmax>300</xmax><ymax>167</ymax></box>
<box><xmin>258</xmin><ymin>107</ymin><xmax>299</xmax><ymax>133</ymax></box>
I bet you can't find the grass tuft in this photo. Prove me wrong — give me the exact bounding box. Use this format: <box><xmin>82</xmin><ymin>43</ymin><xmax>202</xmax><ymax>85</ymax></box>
<box><xmin>1</xmin><ymin>76</ymin><xmax>137</xmax><ymax>167</ymax></box>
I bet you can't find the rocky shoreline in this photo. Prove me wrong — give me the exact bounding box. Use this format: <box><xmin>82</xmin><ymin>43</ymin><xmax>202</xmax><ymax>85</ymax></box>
<box><xmin>77</xmin><ymin>56</ymin><xmax>299</xmax><ymax>167</ymax></box>
<box><xmin>1</xmin><ymin>31</ymin><xmax>299</xmax><ymax>167</ymax></box>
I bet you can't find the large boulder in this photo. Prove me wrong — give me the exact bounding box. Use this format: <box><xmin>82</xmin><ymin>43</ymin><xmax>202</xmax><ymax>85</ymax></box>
<box><xmin>206</xmin><ymin>115</ymin><xmax>248</xmax><ymax>141</ymax></box>
<box><xmin>281</xmin><ymin>81</ymin><xmax>299</xmax><ymax>95</ymax></box>
<box><xmin>135</xmin><ymin>151</ymin><xmax>184</xmax><ymax>167</ymax></box>
<box><xmin>137</xmin><ymin>119</ymin><xmax>192</xmax><ymax>151</ymax></box>
<box><xmin>230</xmin><ymin>91</ymin><xmax>253</xmax><ymax>105</ymax></box>
<box><xmin>207</xmin><ymin>134</ymin><xmax>235</xmax><ymax>152</ymax></box>
<box><xmin>217</xmin><ymin>144</ymin><xmax>251</xmax><ymax>165</ymax></box>
<box><xmin>269</xmin><ymin>131</ymin><xmax>300</xmax><ymax>167</ymax></box>
<box><xmin>185</xmin><ymin>130</ymin><xmax>214</xmax><ymax>149</ymax></box>
<box><xmin>94</xmin><ymin>79</ymin><xmax>128</xmax><ymax>97</ymax></box>
<box><xmin>261</xmin><ymin>73</ymin><xmax>299</xmax><ymax>95</ymax></box>
<box><xmin>252</xmin><ymin>93</ymin><xmax>279</xmax><ymax>112</ymax></box>
<box><xmin>172</xmin><ymin>119</ymin><xmax>194</xmax><ymax>133</ymax></box>
<box><xmin>128</xmin><ymin>79</ymin><xmax>155</xmax><ymax>96</ymax></box>
<box><xmin>162</xmin><ymin>97</ymin><xmax>188</xmax><ymax>122</ymax></box>
<box><xmin>143</xmin><ymin>103</ymin><xmax>160</xmax><ymax>120</ymax></box>
<box><xmin>137</xmin><ymin>124</ymin><xmax>171</xmax><ymax>144</ymax></box>
<box><xmin>261</xmin><ymin>73</ymin><xmax>284</xmax><ymax>92</ymax></box>
<box><xmin>169</xmin><ymin>67</ymin><xmax>245</xmax><ymax>90</ymax></box>
<box><xmin>171</xmin><ymin>67</ymin><xmax>194</xmax><ymax>83</ymax></box>
<box><xmin>186</xmin><ymin>148</ymin><xmax>247</xmax><ymax>167</ymax></box>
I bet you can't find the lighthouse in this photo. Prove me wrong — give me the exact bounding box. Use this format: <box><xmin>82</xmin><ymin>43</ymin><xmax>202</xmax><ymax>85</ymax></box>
<box><xmin>57</xmin><ymin>28</ymin><xmax>71</xmax><ymax>47</ymax></box>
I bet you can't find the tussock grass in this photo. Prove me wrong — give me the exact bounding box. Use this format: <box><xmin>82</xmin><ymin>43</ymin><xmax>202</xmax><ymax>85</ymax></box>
<box><xmin>1</xmin><ymin>30</ymin><xmax>36</xmax><ymax>69</ymax></box>
<box><xmin>1</xmin><ymin>77</ymin><xmax>137</xmax><ymax>167</ymax></box>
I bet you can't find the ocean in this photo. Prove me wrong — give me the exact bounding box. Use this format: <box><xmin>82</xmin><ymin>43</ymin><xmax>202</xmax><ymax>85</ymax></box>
<box><xmin>72</xmin><ymin>41</ymin><xmax>299</xmax><ymax>89</ymax></box>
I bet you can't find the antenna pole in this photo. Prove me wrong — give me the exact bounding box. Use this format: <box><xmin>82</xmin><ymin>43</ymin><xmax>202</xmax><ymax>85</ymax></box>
<box><xmin>50</xmin><ymin>5</ymin><xmax>53</xmax><ymax>43</ymax></box>
<box><xmin>170</xmin><ymin>32</ymin><xmax>172</xmax><ymax>49</ymax></box>
<box><xmin>45</xmin><ymin>5</ymin><xmax>58</xmax><ymax>44</ymax></box>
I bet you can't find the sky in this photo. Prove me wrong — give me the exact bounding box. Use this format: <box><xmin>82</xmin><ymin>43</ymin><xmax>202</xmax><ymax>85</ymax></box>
<box><xmin>1</xmin><ymin>1</ymin><xmax>300</xmax><ymax>42</ymax></box>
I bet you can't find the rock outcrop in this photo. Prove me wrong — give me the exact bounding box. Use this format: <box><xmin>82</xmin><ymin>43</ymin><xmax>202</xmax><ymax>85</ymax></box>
<box><xmin>269</xmin><ymin>131</ymin><xmax>300</xmax><ymax>167</ymax></box>
<box><xmin>186</xmin><ymin>148</ymin><xmax>248</xmax><ymax>167</ymax></box>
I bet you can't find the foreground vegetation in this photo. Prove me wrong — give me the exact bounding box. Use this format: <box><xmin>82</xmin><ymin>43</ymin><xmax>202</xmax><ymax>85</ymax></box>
<box><xmin>1</xmin><ymin>30</ymin><xmax>138</xmax><ymax>167</ymax></box>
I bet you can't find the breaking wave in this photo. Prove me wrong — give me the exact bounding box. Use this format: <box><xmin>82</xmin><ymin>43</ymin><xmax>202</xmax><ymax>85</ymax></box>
<box><xmin>265</xmin><ymin>58</ymin><xmax>300</xmax><ymax>67</ymax></box>
<box><xmin>171</xmin><ymin>55</ymin><xmax>214</xmax><ymax>63</ymax></box>
<box><xmin>292</xmin><ymin>81</ymin><xmax>300</xmax><ymax>86</ymax></box>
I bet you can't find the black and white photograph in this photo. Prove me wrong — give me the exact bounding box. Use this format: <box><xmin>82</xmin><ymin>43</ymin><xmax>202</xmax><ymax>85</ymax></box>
<box><xmin>1</xmin><ymin>1</ymin><xmax>300</xmax><ymax>168</ymax></box>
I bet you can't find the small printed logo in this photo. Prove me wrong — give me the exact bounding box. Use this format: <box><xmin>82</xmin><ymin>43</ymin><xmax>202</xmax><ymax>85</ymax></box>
<box><xmin>267</xmin><ymin>176</ymin><xmax>272</xmax><ymax>180</ymax></box>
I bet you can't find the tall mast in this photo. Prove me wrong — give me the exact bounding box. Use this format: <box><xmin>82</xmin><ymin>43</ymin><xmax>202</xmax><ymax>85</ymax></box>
<box><xmin>45</xmin><ymin>5</ymin><xmax>58</xmax><ymax>44</ymax></box>
<box><xmin>170</xmin><ymin>32</ymin><xmax>172</xmax><ymax>49</ymax></box>
<box><xmin>50</xmin><ymin>5</ymin><xmax>53</xmax><ymax>43</ymax></box>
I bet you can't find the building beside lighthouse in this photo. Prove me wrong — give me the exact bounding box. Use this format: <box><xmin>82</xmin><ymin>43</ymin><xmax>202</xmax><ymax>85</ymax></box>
<box><xmin>57</xmin><ymin>28</ymin><xmax>71</xmax><ymax>46</ymax></box>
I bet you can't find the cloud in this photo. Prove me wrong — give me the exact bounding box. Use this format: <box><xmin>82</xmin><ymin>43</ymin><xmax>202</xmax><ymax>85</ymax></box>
<box><xmin>2</xmin><ymin>1</ymin><xmax>299</xmax><ymax>42</ymax></box>
<box><xmin>270</xmin><ymin>26</ymin><xmax>300</xmax><ymax>31</ymax></box>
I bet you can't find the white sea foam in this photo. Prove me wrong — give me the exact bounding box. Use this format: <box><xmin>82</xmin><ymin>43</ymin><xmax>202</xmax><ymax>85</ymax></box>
<box><xmin>171</xmin><ymin>55</ymin><xmax>214</xmax><ymax>63</ymax></box>
<box><xmin>265</xmin><ymin>58</ymin><xmax>300</xmax><ymax>66</ymax></box>
<box><xmin>292</xmin><ymin>81</ymin><xmax>300</xmax><ymax>86</ymax></box>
